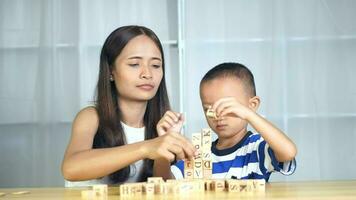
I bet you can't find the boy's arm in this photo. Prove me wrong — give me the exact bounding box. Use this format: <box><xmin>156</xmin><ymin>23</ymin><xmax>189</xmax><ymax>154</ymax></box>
<box><xmin>213</xmin><ymin>97</ymin><xmax>297</xmax><ymax>163</ymax></box>
<box><xmin>246</xmin><ymin>110</ymin><xmax>297</xmax><ymax>162</ymax></box>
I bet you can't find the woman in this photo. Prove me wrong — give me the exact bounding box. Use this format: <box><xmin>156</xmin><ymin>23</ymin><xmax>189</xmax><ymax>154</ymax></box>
<box><xmin>61</xmin><ymin>26</ymin><xmax>195</xmax><ymax>184</ymax></box>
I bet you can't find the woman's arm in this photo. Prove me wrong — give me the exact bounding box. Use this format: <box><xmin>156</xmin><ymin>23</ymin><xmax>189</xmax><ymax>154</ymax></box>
<box><xmin>61</xmin><ymin>107</ymin><xmax>195</xmax><ymax>181</ymax></box>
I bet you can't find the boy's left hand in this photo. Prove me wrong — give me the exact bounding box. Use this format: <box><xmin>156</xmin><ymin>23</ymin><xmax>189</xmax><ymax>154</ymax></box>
<box><xmin>212</xmin><ymin>97</ymin><xmax>252</xmax><ymax>120</ymax></box>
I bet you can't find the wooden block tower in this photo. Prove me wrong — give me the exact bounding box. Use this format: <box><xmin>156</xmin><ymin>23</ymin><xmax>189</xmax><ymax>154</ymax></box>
<box><xmin>185</xmin><ymin>128</ymin><xmax>212</xmax><ymax>179</ymax></box>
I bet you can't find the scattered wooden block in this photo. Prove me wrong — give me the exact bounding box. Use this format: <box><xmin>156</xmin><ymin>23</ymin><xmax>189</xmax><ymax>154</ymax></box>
<box><xmin>177</xmin><ymin>181</ymin><xmax>195</xmax><ymax>193</ymax></box>
<box><xmin>192</xmin><ymin>180</ymin><xmax>205</xmax><ymax>192</ymax></box>
<box><xmin>119</xmin><ymin>183</ymin><xmax>143</xmax><ymax>196</ymax></box>
<box><xmin>211</xmin><ymin>180</ymin><xmax>225</xmax><ymax>192</ymax></box>
<box><xmin>204</xmin><ymin>179</ymin><xmax>214</xmax><ymax>191</ymax></box>
<box><xmin>92</xmin><ymin>184</ymin><xmax>108</xmax><ymax>196</ymax></box>
<box><xmin>226</xmin><ymin>179</ymin><xmax>254</xmax><ymax>192</ymax></box>
<box><xmin>81</xmin><ymin>190</ymin><xmax>95</xmax><ymax>199</ymax></box>
<box><xmin>252</xmin><ymin>179</ymin><xmax>266</xmax><ymax>192</ymax></box>
<box><xmin>143</xmin><ymin>183</ymin><xmax>155</xmax><ymax>195</ymax></box>
<box><xmin>147</xmin><ymin>177</ymin><xmax>164</xmax><ymax>194</ymax></box>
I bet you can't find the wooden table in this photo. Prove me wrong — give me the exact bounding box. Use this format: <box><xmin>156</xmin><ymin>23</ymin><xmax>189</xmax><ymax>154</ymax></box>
<box><xmin>1</xmin><ymin>180</ymin><xmax>356</xmax><ymax>199</ymax></box>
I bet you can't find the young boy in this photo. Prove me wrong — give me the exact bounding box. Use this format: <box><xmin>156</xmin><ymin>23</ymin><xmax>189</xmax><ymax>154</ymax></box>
<box><xmin>171</xmin><ymin>62</ymin><xmax>297</xmax><ymax>181</ymax></box>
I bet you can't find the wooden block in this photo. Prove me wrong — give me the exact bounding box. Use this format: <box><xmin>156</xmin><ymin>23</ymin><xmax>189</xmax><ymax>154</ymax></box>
<box><xmin>147</xmin><ymin>177</ymin><xmax>164</xmax><ymax>194</ymax></box>
<box><xmin>202</xmin><ymin>160</ymin><xmax>212</xmax><ymax>178</ymax></box>
<box><xmin>225</xmin><ymin>180</ymin><xmax>239</xmax><ymax>192</ymax></box>
<box><xmin>162</xmin><ymin>182</ymin><xmax>179</xmax><ymax>194</ymax></box>
<box><xmin>226</xmin><ymin>180</ymin><xmax>253</xmax><ymax>192</ymax></box>
<box><xmin>203</xmin><ymin>160</ymin><xmax>212</xmax><ymax>169</ymax></box>
<box><xmin>192</xmin><ymin>180</ymin><xmax>205</xmax><ymax>192</ymax></box>
<box><xmin>202</xmin><ymin>128</ymin><xmax>212</xmax><ymax>148</ymax></box>
<box><xmin>177</xmin><ymin>181</ymin><xmax>194</xmax><ymax>193</ymax></box>
<box><xmin>192</xmin><ymin>133</ymin><xmax>202</xmax><ymax>152</ymax></box>
<box><xmin>252</xmin><ymin>179</ymin><xmax>266</xmax><ymax>192</ymax></box>
<box><xmin>185</xmin><ymin>169</ymin><xmax>194</xmax><ymax>179</ymax></box>
<box><xmin>193</xmin><ymin>159</ymin><xmax>203</xmax><ymax>179</ymax></box>
<box><xmin>203</xmin><ymin>169</ymin><xmax>212</xmax><ymax>178</ymax></box>
<box><xmin>119</xmin><ymin>183</ymin><xmax>143</xmax><ymax>196</ymax></box>
<box><xmin>211</xmin><ymin>180</ymin><xmax>225</xmax><ymax>192</ymax></box>
<box><xmin>147</xmin><ymin>177</ymin><xmax>163</xmax><ymax>194</ymax></box>
<box><xmin>143</xmin><ymin>183</ymin><xmax>155</xmax><ymax>195</ymax></box>
<box><xmin>147</xmin><ymin>177</ymin><xmax>164</xmax><ymax>184</ymax></box>
<box><xmin>81</xmin><ymin>190</ymin><xmax>95</xmax><ymax>199</ymax></box>
<box><xmin>184</xmin><ymin>159</ymin><xmax>194</xmax><ymax>179</ymax></box>
<box><xmin>204</xmin><ymin>179</ymin><xmax>214</xmax><ymax>191</ymax></box>
<box><xmin>92</xmin><ymin>184</ymin><xmax>108</xmax><ymax>196</ymax></box>
<box><xmin>202</xmin><ymin>152</ymin><xmax>211</xmax><ymax>160</ymax></box>
<box><xmin>206</xmin><ymin>108</ymin><xmax>217</xmax><ymax>119</ymax></box>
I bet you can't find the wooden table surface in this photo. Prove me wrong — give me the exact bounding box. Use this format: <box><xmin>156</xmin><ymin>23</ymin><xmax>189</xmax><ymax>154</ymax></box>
<box><xmin>1</xmin><ymin>180</ymin><xmax>356</xmax><ymax>199</ymax></box>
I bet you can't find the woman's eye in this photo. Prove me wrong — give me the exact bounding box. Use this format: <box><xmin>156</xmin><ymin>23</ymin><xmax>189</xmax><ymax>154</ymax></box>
<box><xmin>128</xmin><ymin>63</ymin><xmax>139</xmax><ymax>67</ymax></box>
<box><xmin>152</xmin><ymin>64</ymin><xmax>161</xmax><ymax>68</ymax></box>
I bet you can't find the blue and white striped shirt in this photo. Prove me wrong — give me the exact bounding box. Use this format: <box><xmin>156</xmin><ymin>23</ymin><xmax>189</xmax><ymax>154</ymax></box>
<box><xmin>171</xmin><ymin>131</ymin><xmax>296</xmax><ymax>181</ymax></box>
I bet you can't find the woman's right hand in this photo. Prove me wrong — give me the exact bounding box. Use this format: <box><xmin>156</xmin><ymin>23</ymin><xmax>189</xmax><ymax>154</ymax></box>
<box><xmin>142</xmin><ymin>131</ymin><xmax>196</xmax><ymax>162</ymax></box>
<box><xmin>156</xmin><ymin>111</ymin><xmax>184</xmax><ymax>136</ymax></box>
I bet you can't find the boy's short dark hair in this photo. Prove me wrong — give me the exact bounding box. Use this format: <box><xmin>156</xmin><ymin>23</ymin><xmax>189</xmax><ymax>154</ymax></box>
<box><xmin>200</xmin><ymin>62</ymin><xmax>256</xmax><ymax>97</ymax></box>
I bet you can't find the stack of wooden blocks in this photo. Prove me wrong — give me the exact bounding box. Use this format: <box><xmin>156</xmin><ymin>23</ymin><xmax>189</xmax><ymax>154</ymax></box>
<box><xmin>117</xmin><ymin>128</ymin><xmax>265</xmax><ymax>196</ymax></box>
<box><xmin>118</xmin><ymin>177</ymin><xmax>265</xmax><ymax>196</ymax></box>
<box><xmin>185</xmin><ymin>128</ymin><xmax>212</xmax><ymax>179</ymax></box>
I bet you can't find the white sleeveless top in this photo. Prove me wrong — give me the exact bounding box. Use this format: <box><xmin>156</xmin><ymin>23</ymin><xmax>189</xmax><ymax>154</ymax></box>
<box><xmin>65</xmin><ymin>122</ymin><xmax>145</xmax><ymax>187</ymax></box>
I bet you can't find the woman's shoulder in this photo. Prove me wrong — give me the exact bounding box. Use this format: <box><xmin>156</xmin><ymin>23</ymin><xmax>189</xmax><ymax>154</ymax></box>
<box><xmin>73</xmin><ymin>106</ymin><xmax>99</xmax><ymax>126</ymax></box>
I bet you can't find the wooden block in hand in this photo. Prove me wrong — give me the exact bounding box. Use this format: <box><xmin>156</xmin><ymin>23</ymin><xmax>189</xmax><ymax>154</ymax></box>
<box><xmin>206</xmin><ymin>109</ymin><xmax>217</xmax><ymax>119</ymax></box>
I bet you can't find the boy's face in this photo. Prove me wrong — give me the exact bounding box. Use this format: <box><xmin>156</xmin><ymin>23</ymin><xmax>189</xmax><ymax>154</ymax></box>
<box><xmin>200</xmin><ymin>77</ymin><xmax>251</xmax><ymax>139</ymax></box>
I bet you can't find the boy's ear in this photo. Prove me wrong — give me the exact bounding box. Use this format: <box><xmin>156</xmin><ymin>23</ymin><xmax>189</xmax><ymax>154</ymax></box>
<box><xmin>248</xmin><ymin>96</ymin><xmax>260</xmax><ymax>111</ymax></box>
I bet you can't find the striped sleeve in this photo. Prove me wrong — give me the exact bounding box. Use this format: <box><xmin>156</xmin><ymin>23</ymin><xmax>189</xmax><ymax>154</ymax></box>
<box><xmin>258</xmin><ymin>140</ymin><xmax>296</xmax><ymax>176</ymax></box>
<box><xmin>170</xmin><ymin>160</ymin><xmax>184</xmax><ymax>180</ymax></box>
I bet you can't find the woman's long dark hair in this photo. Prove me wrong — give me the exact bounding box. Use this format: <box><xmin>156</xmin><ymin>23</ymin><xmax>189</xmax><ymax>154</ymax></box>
<box><xmin>93</xmin><ymin>25</ymin><xmax>170</xmax><ymax>183</ymax></box>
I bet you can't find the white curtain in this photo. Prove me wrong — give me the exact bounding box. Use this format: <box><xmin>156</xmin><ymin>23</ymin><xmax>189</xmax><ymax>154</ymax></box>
<box><xmin>0</xmin><ymin>0</ymin><xmax>355</xmax><ymax>187</ymax></box>
<box><xmin>0</xmin><ymin>0</ymin><xmax>178</xmax><ymax>187</ymax></box>
<box><xmin>183</xmin><ymin>0</ymin><xmax>356</xmax><ymax>182</ymax></box>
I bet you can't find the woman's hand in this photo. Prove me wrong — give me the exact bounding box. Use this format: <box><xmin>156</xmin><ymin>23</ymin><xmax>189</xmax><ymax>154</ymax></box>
<box><xmin>142</xmin><ymin>131</ymin><xmax>196</xmax><ymax>162</ymax></box>
<box><xmin>156</xmin><ymin>111</ymin><xmax>184</xmax><ymax>136</ymax></box>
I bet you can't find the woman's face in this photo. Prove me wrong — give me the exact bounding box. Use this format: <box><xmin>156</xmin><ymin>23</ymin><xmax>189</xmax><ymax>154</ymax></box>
<box><xmin>112</xmin><ymin>35</ymin><xmax>163</xmax><ymax>102</ymax></box>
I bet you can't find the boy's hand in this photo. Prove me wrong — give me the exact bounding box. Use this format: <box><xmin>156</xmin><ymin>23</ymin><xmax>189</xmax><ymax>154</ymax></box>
<box><xmin>156</xmin><ymin>111</ymin><xmax>184</xmax><ymax>136</ymax></box>
<box><xmin>212</xmin><ymin>97</ymin><xmax>252</xmax><ymax>120</ymax></box>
